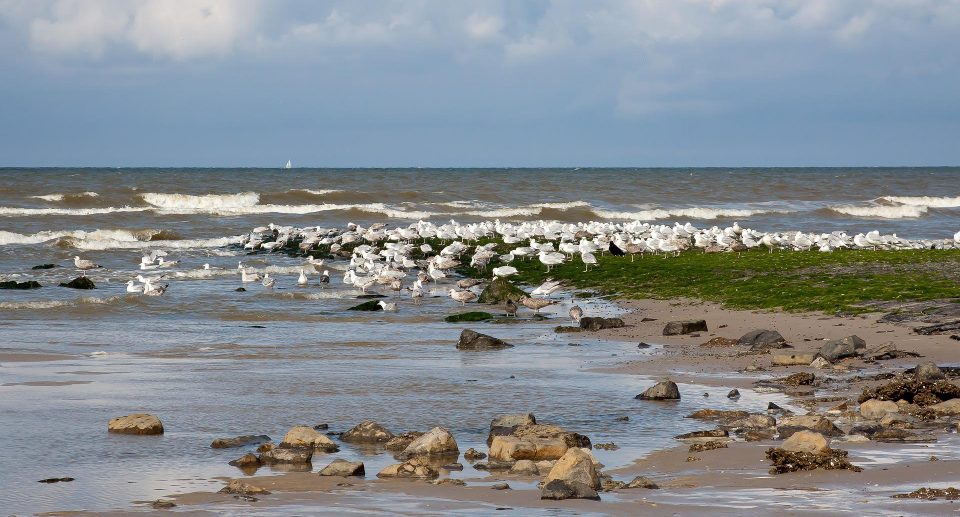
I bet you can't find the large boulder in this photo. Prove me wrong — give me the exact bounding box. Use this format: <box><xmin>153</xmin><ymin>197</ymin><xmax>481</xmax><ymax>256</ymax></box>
<box><xmin>489</xmin><ymin>423</ymin><xmax>591</xmax><ymax>461</ymax></box>
<box><xmin>781</xmin><ymin>430</ymin><xmax>829</xmax><ymax>454</ymax></box>
<box><xmin>318</xmin><ymin>459</ymin><xmax>365</xmax><ymax>477</ymax></box>
<box><xmin>738</xmin><ymin>329</ymin><xmax>787</xmax><ymax>350</ymax></box>
<box><xmin>859</xmin><ymin>399</ymin><xmax>899</xmax><ymax>420</ymax></box>
<box><xmin>341</xmin><ymin>420</ymin><xmax>394</xmax><ymax>444</ymax></box>
<box><xmin>662</xmin><ymin>320</ymin><xmax>708</xmax><ymax>336</ymax></box>
<box><xmin>0</xmin><ymin>280</ymin><xmax>41</xmax><ymax>289</ymax></box>
<box><xmin>540</xmin><ymin>448</ymin><xmax>601</xmax><ymax>500</ymax></box>
<box><xmin>60</xmin><ymin>277</ymin><xmax>96</xmax><ymax>289</ymax></box>
<box><xmin>397</xmin><ymin>426</ymin><xmax>459</xmax><ymax>459</ymax></box>
<box><xmin>280</xmin><ymin>425</ymin><xmax>339</xmax><ymax>452</ymax></box>
<box><xmin>777</xmin><ymin>415</ymin><xmax>843</xmax><ymax>438</ymax></box>
<box><xmin>107</xmin><ymin>414</ymin><xmax>163</xmax><ymax>435</ymax></box>
<box><xmin>478</xmin><ymin>277</ymin><xmax>527</xmax><ymax>304</ymax></box>
<box><xmin>819</xmin><ymin>335</ymin><xmax>866</xmax><ymax>362</ymax></box>
<box><xmin>487</xmin><ymin>413</ymin><xmax>537</xmax><ymax>445</ymax></box>
<box><xmin>456</xmin><ymin>329</ymin><xmax>513</xmax><ymax>351</ymax></box>
<box><xmin>636</xmin><ymin>380</ymin><xmax>681</xmax><ymax>400</ymax></box>
<box><xmin>579</xmin><ymin>317</ymin><xmax>625</xmax><ymax>331</ymax></box>
<box><xmin>914</xmin><ymin>361</ymin><xmax>946</xmax><ymax>382</ymax></box>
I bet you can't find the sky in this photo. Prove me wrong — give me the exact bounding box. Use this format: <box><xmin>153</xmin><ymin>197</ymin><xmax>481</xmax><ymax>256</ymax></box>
<box><xmin>0</xmin><ymin>0</ymin><xmax>958</xmax><ymax>167</ymax></box>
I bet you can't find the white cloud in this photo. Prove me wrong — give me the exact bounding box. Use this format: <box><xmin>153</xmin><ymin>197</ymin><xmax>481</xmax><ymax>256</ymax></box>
<box><xmin>464</xmin><ymin>12</ymin><xmax>503</xmax><ymax>41</ymax></box>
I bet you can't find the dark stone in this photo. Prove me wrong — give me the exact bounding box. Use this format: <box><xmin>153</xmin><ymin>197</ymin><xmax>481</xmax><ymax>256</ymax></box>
<box><xmin>228</xmin><ymin>453</ymin><xmax>261</xmax><ymax>467</ymax></box>
<box><xmin>738</xmin><ymin>329</ymin><xmax>788</xmax><ymax>350</ymax></box>
<box><xmin>914</xmin><ymin>361</ymin><xmax>946</xmax><ymax>382</ymax></box>
<box><xmin>59</xmin><ymin>277</ymin><xmax>96</xmax><ymax>289</ymax></box>
<box><xmin>675</xmin><ymin>429</ymin><xmax>729</xmax><ymax>440</ymax></box>
<box><xmin>819</xmin><ymin>335</ymin><xmax>866</xmax><ymax>362</ymax></box>
<box><xmin>348</xmin><ymin>300</ymin><xmax>383</xmax><ymax>311</ymax></box>
<box><xmin>637</xmin><ymin>342</ymin><xmax>651</xmax><ymax>349</ymax></box>
<box><xmin>445</xmin><ymin>312</ymin><xmax>495</xmax><ymax>323</ymax></box>
<box><xmin>32</xmin><ymin>264</ymin><xmax>56</xmax><ymax>270</ymax></box>
<box><xmin>893</xmin><ymin>487</ymin><xmax>960</xmax><ymax>500</ymax></box>
<box><xmin>384</xmin><ymin>431</ymin><xmax>424</xmax><ymax>451</ymax></box>
<box><xmin>235</xmin><ymin>287</ymin><xmax>246</xmax><ymax>292</ymax></box>
<box><xmin>478</xmin><ymin>277</ymin><xmax>527</xmax><ymax>304</ymax></box>
<box><xmin>858</xmin><ymin>376</ymin><xmax>960</xmax><ymax>407</ymax></box>
<box><xmin>152</xmin><ymin>500</ymin><xmax>176</xmax><ymax>509</ymax></box>
<box><xmin>464</xmin><ymin>448</ymin><xmax>487</xmax><ymax>460</ymax></box>
<box><xmin>777</xmin><ymin>372</ymin><xmax>815</xmax><ymax>386</ymax></box>
<box><xmin>540</xmin><ymin>479</ymin><xmax>600</xmax><ymax>501</ymax></box>
<box><xmin>579</xmin><ymin>317</ymin><xmax>625</xmax><ymax>331</ymax></box>
<box><xmin>913</xmin><ymin>320</ymin><xmax>960</xmax><ymax>335</ymax></box>
<box><xmin>663</xmin><ymin>320</ymin><xmax>708</xmax><ymax>336</ymax></box>
<box><xmin>341</xmin><ymin>420</ymin><xmax>394</xmax><ymax>443</ymax></box>
<box><xmin>211</xmin><ymin>435</ymin><xmax>271</xmax><ymax>448</ymax></box>
<box><xmin>0</xmin><ymin>280</ymin><xmax>41</xmax><ymax>289</ymax></box>
<box><xmin>356</xmin><ymin>293</ymin><xmax>387</xmax><ymax>299</ymax></box>
<box><xmin>727</xmin><ymin>389</ymin><xmax>741</xmax><ymax>399</ymax></box>
<box><xmin>765</xmin><ymin>448</ymin><xmax>862</xmax><ymax>474</ymax></box>
<box><xmin>626</xmin><ymin>476</ymin><xmax>659</xmax><ymax>489</ymax></box>
<box><xmin>457</xmin><ymin>329</ymin><xmax>514</xmax><ymax>351</ymax></box>
<box><xmin>491</xmin><ymin>482</ymin><xmax>511</xmax><ymax>490</ymax></box>
<box><xmin>636</xmin><ymin>380</ymin><xmax>681</xmax><ymax>400</ymax></box>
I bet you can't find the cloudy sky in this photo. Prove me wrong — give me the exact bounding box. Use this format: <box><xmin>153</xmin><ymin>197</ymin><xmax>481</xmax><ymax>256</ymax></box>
<box><xmin>1</xmin><ymin>0</ymin><xmax>958</xmax><ymax>167</ymax></box>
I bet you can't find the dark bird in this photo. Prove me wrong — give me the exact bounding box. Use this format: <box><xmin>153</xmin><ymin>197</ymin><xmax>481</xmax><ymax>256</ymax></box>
<box><xmin>505</xmin><ymin>298</ymin><xmax>518</xmax><ymax>318</ymax></box>
<box><xmin>609</xmin><ymin>241</ymin><xmax>626</xmax><ymax>257</ymax></box>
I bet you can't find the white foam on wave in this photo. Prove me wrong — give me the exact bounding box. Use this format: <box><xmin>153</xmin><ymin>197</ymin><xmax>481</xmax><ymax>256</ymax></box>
<box><xmin>0</xmin><ymin>206</ymin><xmax>147</xmax><ymax>216</ymax></box>
<box><xmin>0</xmin><ymin>295</ymin><xmax>124</xmax><ymax>311</ymax></box>
<box><xmin>531</xmin><ymin>201</ymin><xmax>592</xmax><ymax>210</ymax></box>
<box><xmin>830</xmin><ymin>205</ymin><xmax>928</xmax><ymax>218</ymax></box>
<box><xmin>461</xmin><ymin>207</ymin><xmax>544</xmax><ymax>218</ymax></box>
<box><xmin>139</xmin><ymin>192</ymin><xmax>260</xmax><ymax>210</ymax></box>
<box><xmin>291</xmin><ymin>189</ymin><xmax>343</xmax><ymax>196</ymax></box>
<box><xmin>592</xmin><ymin>207</ymin><xmax>781</xmax><ymax>221</ymax></box>
<box><xmin>31</xmin><ymin>191</ymin><xmax>100</xmax><ymax>202</ymax></box>
<box><xmin>70</xmin><ymin>235</ymin><xmax>243</xmax><ymax>251</ymax></box>
<box><xmin>878</xmin><ymin>196</ymin><xmax>960</xmax><ymax>208</ymax></box>
<box><xmin>0</xmin><ymin>229</ymin><xmax>242</xmax><ymax>250</ymax></box>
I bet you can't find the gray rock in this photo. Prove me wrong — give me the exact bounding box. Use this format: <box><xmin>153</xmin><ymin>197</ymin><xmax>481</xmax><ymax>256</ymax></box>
<box><xmin>211</xmin><ymin>435</ymin><xmax>271</xmax><ymax>449</ymax></box>
<box><xmin>259</xmin><ymin>447</ymin><xmax>313</xmax><ymax>465</ymax></box>
<box><xmin>636</xmin><ymin>380</ymin><xmax>681</xmax><ymax>400</ymax></box>
<box><xmin>456</xmin><ymin>329</ymin><xmax>514</xmax><ymax>351</ymax></box>
<box><xmin>914</xmin><ymin>361</ymin><xmax>946</xmax><ymax>382</ymax></box>
<box><xmin>738</xmin><ymin>329</ymin><xmax>787</xmax><ymax>350</ymax></box>
<box><xmin>341</xmin><ymin>420</ymin><xmax>394</xmax><ymax>444</ymax></box>
<box><xmin>318</xmin><ymin>459</ymin><xmax>365</xmax><ymax>477</ymax></box>
<box><xmin>540</xmin><ymin>480</ymin><xmax>600</xmax><ymax>501</ymax></box>
<box><xmin>59</xmin><ymin>277</ymin><xmax>96</xmax><ymax>289</ymax></box>
<box><xmin>579</xmin><ymin>317</ymin><xmax>625</xmax><ymax>331</ymax></box>
<box><xmin>663</xmin><ymin>320</ymin><xmax>708</xmax><ymax>336</ymax></box>
<box><xmin>819</xmin><ymin>335</ymin><xmax>866</xmax><ymax>362</ymax></box>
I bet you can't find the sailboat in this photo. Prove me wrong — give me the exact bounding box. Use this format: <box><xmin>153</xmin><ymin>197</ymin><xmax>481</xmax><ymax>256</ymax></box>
<box><xmin>284</xmin><ymin>160</ymin><xmax>292</xmax><ymax>169</ymax></box>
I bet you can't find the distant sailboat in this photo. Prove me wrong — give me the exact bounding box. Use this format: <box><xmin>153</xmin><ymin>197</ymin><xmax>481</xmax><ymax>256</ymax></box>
<box><xmin>284</xmin><ymin>160</ymin><xmax>292</xmax><ymax>169</ymax></box>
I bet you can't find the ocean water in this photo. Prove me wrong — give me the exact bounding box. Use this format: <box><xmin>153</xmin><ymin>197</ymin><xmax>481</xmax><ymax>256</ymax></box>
<box><xmin>0</xmin><ymin>167</ymin><xmax>958</xmax><ymax>514</ymax></box>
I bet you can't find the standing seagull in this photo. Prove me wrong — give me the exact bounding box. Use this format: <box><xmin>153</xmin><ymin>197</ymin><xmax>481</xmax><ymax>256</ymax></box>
<box><xmin>378</xmin><ymin>300</ymin><xmax>398</xmax><ymax>312</ymax></box>
<box><xmin>580</xmin><ymin>252</ymin><xmax>597</xmax><ymax>272</ymax></box>
<box><xmin>569</xmin><ymin>305</ymin><xmax>583</xmax><ymax>323</ymax></box>
<box><xmin>448</xmin><ymin>288</ymin><xmax>477</xmax><ymax>306</ymax></box>
<box><xmin>504</xmin><ymin>298</ymin><xmax>518</xmax><ymax>318</ymax></box>
<box><xmin>74</xmin><ymin>256</ymin><xmax>101</xmax><ymax>270</ymax></box>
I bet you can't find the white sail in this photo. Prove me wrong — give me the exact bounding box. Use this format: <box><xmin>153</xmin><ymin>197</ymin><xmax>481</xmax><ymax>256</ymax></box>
<box><xmin>284</xmin><ymin>160</ymin><xmax>292</xmax><ymax>169</ymax></box>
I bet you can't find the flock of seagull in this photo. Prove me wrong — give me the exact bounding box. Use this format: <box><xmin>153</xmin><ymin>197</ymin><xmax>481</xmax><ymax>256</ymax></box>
<box><xmin>68</xmin><ymin>220</ymin><xmax>960</xmax><ymax>310</ymax></box>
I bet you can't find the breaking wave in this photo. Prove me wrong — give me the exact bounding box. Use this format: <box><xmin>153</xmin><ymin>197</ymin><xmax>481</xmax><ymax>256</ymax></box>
<box><xmin>31</xmin><ymin>191</ymin><xmax>100</xmax><ymax>202</ymax></box>
<box><xmin>591</xmin><ymin>207</ymin><xmax>784</xmax><ymax>221</ymax></box>
<box><xmin>0</xmin><ymin>229</ymin><xmax>242</xmax><ymax>250</ymax></box>
<box><xmin>139</xmin><ymin>192</ymin><xmax>261</xmax><ymax>210</ymax></box>
<box><xmin>878</xmin><ymin>196</ymin><xmax>960</xmax><ymax>208</ymax></box>
<box><xmin>829</xmin><ymin>205</ymin><xmax>928</xmax><ymax>219</ymax></box>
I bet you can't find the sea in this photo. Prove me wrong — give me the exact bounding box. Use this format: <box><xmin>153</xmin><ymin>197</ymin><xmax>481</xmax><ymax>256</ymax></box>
<box><xmin>0</xmin><ymin>167</ymin><xmax>958</xmax><ymax>514</ymax></box>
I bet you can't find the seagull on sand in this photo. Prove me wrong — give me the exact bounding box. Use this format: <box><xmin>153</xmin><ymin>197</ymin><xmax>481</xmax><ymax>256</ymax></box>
<box><xmin>74</xmin><ymin>256</ymin><xmax>100</xmax><ymax>270</ymax></box>
<box><xmin>520</xmin><ymin>295</ymin><xmax>556</xmax><ymax>314</ymax></box>
<box><xmin>448</xmin><ymin>288</ymin><xmax>477</xmax><ymax>306</ymax></box>
<box><xmin>569</xmin><ymin>305</ymin><xmax>583</xmax><ymax>323</ymax></box>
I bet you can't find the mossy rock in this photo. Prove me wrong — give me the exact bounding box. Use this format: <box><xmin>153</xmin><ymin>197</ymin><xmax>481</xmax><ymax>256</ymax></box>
<box><xmin>554</xmin><ymin>326</ymin><xmax>583</xmax><ymax>333</ymax></box>
<box><xmin>491</xmin><ymin>314</ymin><xmax>549</xmax><ymax>324</ymax></box>
<box><xmin>445</xmin><ymin>312</ymin><xmax>495</xmax><ymax>323</ymax></box>
<box><xmin>477</xmin><ymin>278</ymin><xmax>527</xmax><ymax>304</ymax></box>
<box><xmin>348</xmin><ymin>300</ymin><xmax>383</xmax><ymax>311</ymax></box>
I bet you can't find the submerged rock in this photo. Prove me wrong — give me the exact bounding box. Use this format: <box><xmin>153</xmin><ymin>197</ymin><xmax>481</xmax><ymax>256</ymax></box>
<box><xmin>377</xmin><ymin>458</ymin><xmax>439</xmax><ymax>479</ymax></box>
<box><xmin>219</xmin><ymin>479</ymin><xmax>270</xmax><ymax>495</ymax></box>
<box><xmin>0</xmin><ymin>280</ymin><xmax>41</xmax><ymax>289</ymax></box>
<box><xmin>259</xmin><ymin>447</ymin><xmax>313</xmax><ymax>465</ymax></box>
<box><xmin>107</xmin><ymin>414</ymin><xmax>163</xmax><ymax>435</ymax></box>
<box><xmin>444</xmin><ymin>311</ymin><xmax>495</xmax><ymax>323</ymax></box>
<box><xmin>456</xmin><ymin>329</ymin><xmax>513</xmax><ymax>351</ymax></box>
<box><xmin>893</xmin><ymin>487</ymin><xmax>960</xmax><ymax>500</ymax></box>
<box><xmin>341</xmin><ymin>420</ymin><xmax>394</xmax><ymax>444</ymax></box>
<box><xmin>463</xmin><ymin>448</ymin><xmax>487</xmax><ymax>461</ymax></box>
<box><xmin>60</xmin><ymin>277</ymin><xmax>96</xmax><ymax>289</ymax></box>
<box><xmin>636</xmin><ymin>380</ymin><xmax>681</xmax><ymax>400</ymax></box>
<box><xmin>228</xmin><ymin>453</ymin><xmax>261</xmax><ymax>468</ymax></box>
<box><xmin>687</xmin><ymin>409</ymin><xmax>749</xmax><ymax>422</ymax></box>
<box><xmin>31</xmin><ymin>263</ymin><xmax>56</xmax><ymax>270</ymax></box>
<box><xmin>347</xmin><ymin>300</ymin><xmax>383</xmax><ymax>311</ymax></box>
<box><xmin>211</xmin><ymin>435</ymin><xmax>271</xmax><ymax>449</ymax></box>
<box><xmin>662</xmin><ymin>320</ymin><xmax>707</xmax><ymax>336</ymax></box>
<box><xmin>385</xmin><ymin>431</ymin><xmax>424</xmax><ymax>451</ymax></box>
<box><xmin>579</xmin><ymin>317</ymin><xmax>625</xmax><ymax>331</ymax></box>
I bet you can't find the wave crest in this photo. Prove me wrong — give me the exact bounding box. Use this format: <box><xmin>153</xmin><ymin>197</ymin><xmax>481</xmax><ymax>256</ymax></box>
<box><xmin>139</xmin><ymin>192</ymin><xmax>260</xmax><ymax>210</ymax></box>
<box><xmin>829</xmin><ymin>205</ymin><xmax>928</xmax><ymax>218</ymax></box>
<box><xmin>878</xmin><ymin>196</ymin><xmax>960</xmax><ymax>208</ymax></box>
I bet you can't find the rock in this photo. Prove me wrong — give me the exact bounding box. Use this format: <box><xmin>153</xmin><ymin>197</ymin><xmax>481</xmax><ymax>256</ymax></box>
<box><xmin>487</xmin><ymin>413</ymin><xmax>537</xmax><ymax>445</ymax></box>
<box><xmin>219</xmin><ymin>479</ymin><xmax>270</xmax><ymax>495</ymax></box>
<box><xmin>477</xmin><ymin>277</ymin><xmax>527</xmax><ymax>304</ymax></box>
<box><xmin>256</xmin><ymin>442</ymin><xmax>274</xmax><ymax>453</ymax></box>
<box><xmin>377</xmin><ymin>459</ymin><xmax>439</xmax><ymax>479</ymax></box>
<box><xmin>444</xmin><ymin>311</ymin><xmax>495</xmax><ymax>323</ymax></box>
<box><xmin>626</xmin><ymin>476</ymin><xmax>659</xmax><ymax>489</ymax></box>
<box><xmin>864</xmin><ymin>344</ymin><xmax>920</xmax><ymax>361</ymax></box>
<box><xmin>689</xmin><ymin>440</ymin><xmax>728</xmax><ymax>452</ymax></box>
<box><xmin>107</xmin><ymin>414</ymin><xmax>163</xmax><ymax>435</ymax></box>
<box><xmin>509</xmin><ymin>459</ymin><xmax>540</xmax><ymax>475</ymax></box>
<box><xmin>489</xmin><ymin>424</ymin><xmax>586</xmax><ymax>462</ymax></box>
<box><xmin>594</xmin><ymin>442</ymin><xmax>619</xmax><ymax>450</ymax></box>
<box><xmin>777</xmin><ymin>415</ymin><xmax>843</xmax><ymax>438</ymax></box>
<box><xmin>701</xmin><ymin>337</ymin><xmax>738</xmax><ymax>347</ymax></box>
<box><xmin>32</xmin><ymin>263</ymin><xmax>56</xmax><ymax>270</ymax></box>
<box><xmin>540</xmin><ymin>448</ymin><xmax>601</xmax><ymax>500</ymax></box>
<box><xmin>228</xmin><ymin>453</ymin><xmax>260</xmax><ymax>467</ymax></box>
<box><xmin>781</xmin><ymin>430</ymin><xmax>829</xmax><ymax>454</ymax></box>
<box><xmin>280</xmin><ymin>425</ymin><xmax>339</xmax><ymax>452</ymax></box>
<box><xmin>385</xmin><ymin>431</ymin><xmax>424</xmax><ymax>451</ymax></box>
<box><xmin>259</xmin><ymin>447</ymin><xmax>313</xmax><ymax>465</ymax></box>
<box><xmin>491</xmin><ymin>482</ymin><xmax>511</xmax><ymax>490</ymax></box>
<box><xmin>579</xmin><ymin>317</ymin><xmax>625</xmax><ymax>331</ymax></box>
<box><xmin>341</xmin><ymin>420</ymin><xmax>394</xmax><ymax>444</ymax></box>
<box><xmin>858</xmin><ymin>376</ymin><xmax>960</xmax><ymax>406</ymax></box>
<box><xmin>397</xmin><ymin>426</ymin><xmax>459</xmax><ymax>459</ymax></box>
<box><xmin>687</xmin><ymin>409</ymin><xmax>749</xmax><ymax>421</ymax></box>
<box><xmin>347</xmin><ymin>300</ymin><xmax>383</xmax><ymax>311</ymax></box>
<box><xmin>59</xmin><ymin>277</ymin><xmax>96</xmax><ymax>289</ymax></box>
<box><xmin>636</xmin><ymin>380</ymin><xmax>680</xmax><ymax>400</ymax></box>
<box><xmin>472</xmin><ymin>460</ymin><xmax>514</xmax><ymax>471</ymax></box>
<box><xmin>728</xmin><ymin>414</ymin><xmax>776</xmax><ymax>429</ymax></box>
<box><xmin>743</xmin><ymin>429</ymin><xmax>777</xmax><ymax>441</ymax></box>
<box><xmin>0</xmin><ymin>280</ymin><xmax>41</xmax><ymax>289</ymax></box>
<box><xmin>463</xmin><ymin>448</ymin><xmax>486</xmax><ymax>461</ymax></box>
<box><xmin>928</xmin><ymin>398</ymin><xmax>960</xmax><ymax>415</ymax></box>
<box><xmin>319</xmin><ymin>459</ymin><xmax>365</xmax><ymax>477</ymax></box>
<box><xmin>675</xmin><ymin>429</ymin><xmax>729</xmax><ymax>443</ymax></box>
<box><xmin>859</xmin><ymin>399</ymin><xmax>899</xmax><ymax>420</ymax></box>
<box><xmin>818</xmin><ymin>335</ymin><xmax>866</xmax><ymax>362</ymax></box>
<box><xmin>914</xmin><ymin>361</ymin><xmax>946</xmax><ymax>382</ymax></box>
<box><xmin>810</xmin><ymin>356</ymin><xmax>832</xmax><ymax>369</ymax></box>
<box><xmin>738</xmin><ymin>329</ymin><xmax>787</xmax><ymax>350</ymax></box>
<box><xmin>211</xmin><ymin>435</ymin><xmax>271</xmax><ymax>448</ymax></box>
<box><xmin>765</xmin><ymin>448</ymin><xmax>862</xmax><ymax>474</ymax></box>
<box><xmin>727</xmin><ymin>389</ymin><xmax>740</xmax><ymax>399</ymax></box>
<box><xmin>431</xmin><ymin>478</ymin><xmax>466</xmax><ymax>486</ymax></box>
<box><xmin>777</xmin><ymin>372</ymin><xmax>815</xmax><ymax>386</ymax></box>
<box><xmin>893</xmin><ymin>487</ymin><xmax>960</xmax><ymax>500</ymax></box>
<box><xmin>456</xmin><ymin>329</ymin><xmax>513</xmax><ymax>351</ymax></box>
<box><xmin>441</xmin><ymin>462</ymin><xmax>463</xmax><ymax>471</ymax></box>
<box><xmin>662</xmin><ymin>319</ymin><xmax>708</xmax><ymax>336</ymax></box>
<box><xmin>151</xmin><ymin>500</ymin><xmax>176</xmax><ymax>509</ymax></box>
<box><xmin>772</xmin><ymin>353</ymin><xmax>816</xmax><ymax>366</ymax></box>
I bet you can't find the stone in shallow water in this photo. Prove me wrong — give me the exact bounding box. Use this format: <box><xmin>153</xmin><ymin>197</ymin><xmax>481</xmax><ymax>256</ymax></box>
<box><xmin>319</xmin><ymin>459</ymin><xmax>365</xmax><ymax>477</ymax></box>
<box><xmin>341</xmin><ymin>420</ymin><xmax>394</xmax><ymax>444</ymax></box>
<box><xmin>636</xmin><ymin>380</ymin><xmax>681</xmax><ymax>400</ymax></box>
<box><xmin>59</xmin><ymin>277</ymin><xmax>96</xmax><ymax>289</ymax></box>
<box><xmin>456</xmin><ymin>329</ymin><xmax>513</xmax><ymax>351</ymax></box>
<box><xmin>107</xmin><ymin>414</ymin><xmax>163</xmax><ymax>435</ymax></box>
<box><xmin>211</xmin><ymin>434</ymin><xmax>271</xmax><ymax>448</ymax></box>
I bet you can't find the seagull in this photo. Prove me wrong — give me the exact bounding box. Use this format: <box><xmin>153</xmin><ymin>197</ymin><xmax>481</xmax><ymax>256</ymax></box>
<box><xmin>520</xmin><ymin>295</ymin><xmax>556</xmax><ymax>314</ymax></box>
<box><xmin>74</xmin><ymin>256</ymin><xmax>100</xmax><ymax>270</ymax></box>
<box><xmin>125</xmin><ymin>280</ymin><xmax>144</xmax><ymax>293</ymax></box>
<box><xmin>531</xmin><ymin>279</ymin><xmax>562</xmax><ymax>297</ymax></box>
<box><xmin>319</xmin><ymin>270</ymin><xmax>330</xmax><ymax>288</ymax></box>
<box><xmin>378</xmin><ymin>300</ymin><xmax>398</xmax><ymax>311</ymax></box>
<box><xmin>240</xmin><ymin>267</ymin><xmax>262</xmax><ymax>283</ymax></box>
<box><xmin>297</xmin><ymin>269</ymin><xmax>309</xmax><ymax>286</ymax></box>
<box><xmin>410</xmin><ymin>284</ymin><xmax>424</xmax><ymax>305</ymax></box>
<box><xmin>157</xmin><ymin>257</ymin><xmax>179</xmax><ymax>268</ymax></box>
<box><xmin>457</xmin><ymin>278</ymin><xmax>482</xmax><ymax>289</ymax></box>
<box><xmin>580</xmin><ymin>252</ymin><xmax>597</xmax><ymax>272</ymax></box>
<box><xmin>538</xmin><ymin>250</ymin><xmax>565</xmax><ymax>272</ymax></box>
<box><xmin>262</xmin><ymin>274</ymin><xmax>275</xmax><ymax>289</ymax></box>
<box><xmin>569</xmin><ymin>305</ymin><xmax>583</xmax><ymax>323</ymax></box>
<box><xmin>492</xmin><ymin>265</ymin><xmax>518</xmax><ymax>279</ymax></box>
<box><xmin>505</xmin><ymin>298</ymin><xmax>518</xmax><ymax>317</ymax></box>
<box><xmin>448</xmin><ymin>288</ymin><xmax>477</xmax><ymax>306</ymax></box>
<box><xmin>142</xmin><ymin>278</ymin><xmax>168</xmax><ymax>296</ymax></box>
